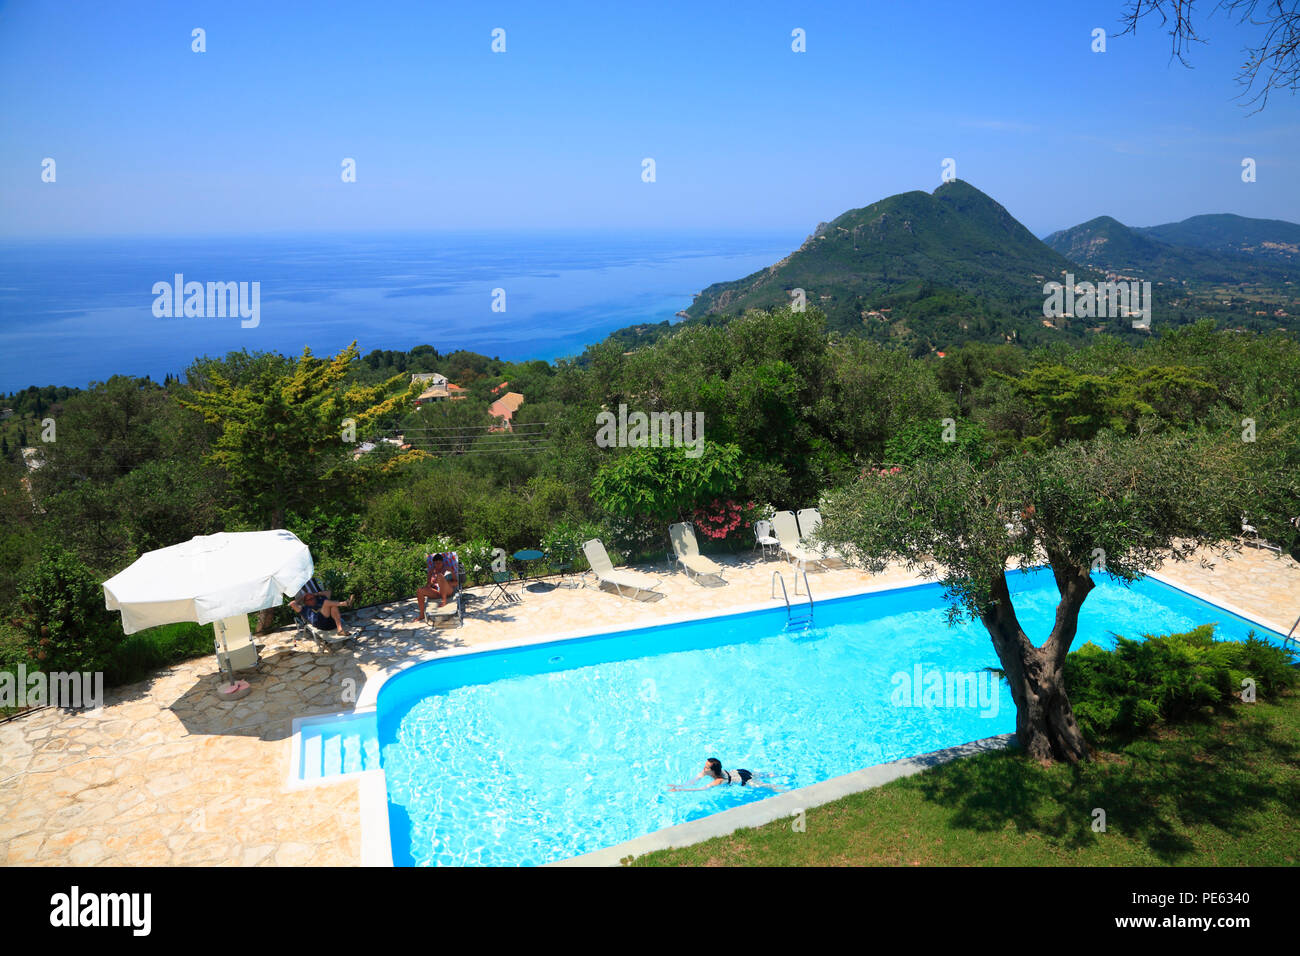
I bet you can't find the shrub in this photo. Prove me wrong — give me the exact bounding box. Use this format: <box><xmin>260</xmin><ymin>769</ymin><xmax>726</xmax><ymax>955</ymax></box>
<box><xmin>287</xmin><ymin>506</ymin><xmax>361</xmax><ymax>563</ymax></box>
<box><xmin>689</xmin><ymin>499</ymin><xmax>760</xmax><ymax>551</ymax></box>
<box><xmin>541</xmin><ymin>519</ymin><xmax>609</xmax><ymax>573</ymax></box>
<box><xmin>883</xmin><ymin>419</ymin><xmax>989</xmax><ymax>467</ymax></box>
<box><xmin>603</xmin><ymin>512</ymin><xmax>665</xmax><ymax>566</ymax></box>
<box><xmin>363</xmin><ymin>471</ymin><xmax>473</xmax><ymax>543</ymax></box>
<box><xmin>315</xmin><ymin>536</ymin><xmax>453</xmax><ymax>609</ymax></box>
<box><xmin>456</xmin><ymin>537</ymin><xmax>497</xmax><ymax>587</ymax></box>
<box><xmin>0</xmin><ymin>620</ymin><xmax>26</xmax><ymax>675</ymax></box>
<box><xmin>15</xmin><ymin>547</ymin><xmax>123</xmax><ymax>674</ymax></box>
<box><xmin>464</xmin><ymin>493</ymin><xmax>538</xmax><ymax>554</ymax></box>
<box><xmin>1065</xmin><ymin>625</ymin><xmax>1297</xmax><ymax>741</ymax></box>
<box><xmin>592</xmin><ymin>441</ymin><xmax>744</xmax><ymax>525</ymax></box>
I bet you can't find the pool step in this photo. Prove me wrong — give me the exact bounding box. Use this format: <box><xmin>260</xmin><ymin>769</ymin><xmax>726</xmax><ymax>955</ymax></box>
<box><xmin>772</xmin><ymin>569</ymin><xmax>815</xmax><ymax>630</ymax></box>
<box><xmin>786</xmin><ymin>610</ymin><xmax>814</xmax><ymax>631</ymax></box>
<box><xmin>296</xmin><ymin>713</ymin><xmax>379</xmax><ymax>781</ymax></box>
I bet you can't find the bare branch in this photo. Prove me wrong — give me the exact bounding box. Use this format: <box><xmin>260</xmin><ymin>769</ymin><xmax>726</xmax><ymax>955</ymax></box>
<box><xmin>1116</xmin><ymin>0</ymin><xmax>1300</xmax><ymax>111</ymax></box>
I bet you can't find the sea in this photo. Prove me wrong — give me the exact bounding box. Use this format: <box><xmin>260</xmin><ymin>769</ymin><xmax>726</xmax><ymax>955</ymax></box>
<box><xmin>0</xmin><ymin>231</ymin><xmax>800</xmax><ymax>394</ymax></box>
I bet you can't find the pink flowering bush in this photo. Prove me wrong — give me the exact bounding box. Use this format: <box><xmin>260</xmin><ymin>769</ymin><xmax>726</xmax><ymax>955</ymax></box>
<box><xmin>690</xmin><ymin>499</ymin><xmax>758</xmax><ymax>541</ymax></box>
<box><xmin>861</xmin><ymin>465</ymin><xmax>903</xmax><ymax>478</ymax></box>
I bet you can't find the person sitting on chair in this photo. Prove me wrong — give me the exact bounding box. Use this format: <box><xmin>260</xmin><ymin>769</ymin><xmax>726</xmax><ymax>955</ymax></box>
<box><xmin>417</xmin><ymin>552</ymin><xmax>459</xmax><ymax>621</ymax></box>
<box><xmin>291</xmin><ymin>588</ymin><xmax>352</xmax><ymax>636</ymax></box>
<box><xmin>442</xmin><ymin>550</ymin><xmax>466</xmax><ymax>590</ymax></box>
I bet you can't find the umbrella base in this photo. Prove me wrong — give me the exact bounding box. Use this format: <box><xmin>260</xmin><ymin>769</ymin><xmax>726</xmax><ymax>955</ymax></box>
<box><xmin>217</xmin><ymin>680</ymin><xmax>251</xmax><ymax>701</ymax></box>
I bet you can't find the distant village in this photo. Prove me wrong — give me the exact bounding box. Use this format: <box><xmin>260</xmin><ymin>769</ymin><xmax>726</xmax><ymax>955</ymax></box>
<box><xmin>350</xmin><ymin>372</ymin><xmax>525</xmax><ymax>458</ymax></box>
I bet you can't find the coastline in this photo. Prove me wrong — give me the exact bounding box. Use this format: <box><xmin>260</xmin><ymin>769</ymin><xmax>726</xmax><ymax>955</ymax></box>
<box><xmin>0</xmin><ymin>232</ymin><xmax>800</xmax><ymax>394</ymax></box>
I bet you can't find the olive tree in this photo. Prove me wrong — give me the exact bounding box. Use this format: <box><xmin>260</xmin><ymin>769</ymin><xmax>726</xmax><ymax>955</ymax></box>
<box><xmin>817</xmin><ymin>430</ymin><xmax>1243</xmax><ymax>764</ymax></box>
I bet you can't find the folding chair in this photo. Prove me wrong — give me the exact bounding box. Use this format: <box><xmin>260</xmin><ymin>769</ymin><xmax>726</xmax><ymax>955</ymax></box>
<box><xmin>754</xmin><ymin>519</ymin><xmax>781</xmax><ymax>561</ymax></box>
<box><xmin>423</xmin><ymin>589</ymin><xmax>464</xmax><ymax>627</ymax></box>
<box><xmin>486</xmin><ymin>569</ymin><xmax>521</xmax><ymax>607</ymax></box>
<box><xmin>291</xmin><ymin>578</ymin><xmax>354</xmax><ymax>652</ymax></box>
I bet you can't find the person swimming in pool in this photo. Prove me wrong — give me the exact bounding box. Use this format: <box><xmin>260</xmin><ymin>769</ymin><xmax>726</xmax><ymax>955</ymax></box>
<box><xmin>669</xmin><ymin>757</ymin><xmax>786</xmax><ymax>792</ymax></box>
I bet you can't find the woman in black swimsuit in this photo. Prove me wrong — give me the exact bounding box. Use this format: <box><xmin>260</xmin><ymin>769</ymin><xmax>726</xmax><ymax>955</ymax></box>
<box><xmin>669</xmin><ymin>757</ymin><xmax>785</xmax><ymax>792</ymax></box>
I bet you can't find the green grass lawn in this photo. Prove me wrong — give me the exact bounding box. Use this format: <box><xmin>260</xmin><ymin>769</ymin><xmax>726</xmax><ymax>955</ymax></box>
<box><xmin>105</xmin><ymin>620</ymin><xmax>218</xmax><ymax>685</ymax></box>
<box><xmin>1</xmin><ymin>618</ymin><xmax>216</xmax><ymax>718</ymax></box>
<box><xmin>632</xmin><ymin>693</ymin><xmax>1300</xmax><ymax>866</ymax></box>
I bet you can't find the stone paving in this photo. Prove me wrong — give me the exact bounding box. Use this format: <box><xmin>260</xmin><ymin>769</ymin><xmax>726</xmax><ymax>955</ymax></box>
<box><xmin>1</xmin><ymin>544</ymin><xmax>1297</xmax><ymax>866</ymax></box>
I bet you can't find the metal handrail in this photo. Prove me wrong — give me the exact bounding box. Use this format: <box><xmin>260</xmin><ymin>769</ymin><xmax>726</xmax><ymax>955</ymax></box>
<box><xmin>771</xmin><ymin>570</ymin><xmax>790</xmax><ymax>609</ymax></box>
<box><xmin>773</xmin><ymin>570</ymin><xmax>814</xmax><ymax>628</ymax></box>
<box><xmin>1286</xmin><ymin>611</ymin><xmax>1300</xmax><ymax>647</ymax></box>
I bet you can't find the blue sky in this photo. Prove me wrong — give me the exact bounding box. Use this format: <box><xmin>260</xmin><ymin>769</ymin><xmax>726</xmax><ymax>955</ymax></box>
<box><xmin>1</xmin><ymin>0</ymin><xmax>1296</xmax><ymax>238</ymax></box>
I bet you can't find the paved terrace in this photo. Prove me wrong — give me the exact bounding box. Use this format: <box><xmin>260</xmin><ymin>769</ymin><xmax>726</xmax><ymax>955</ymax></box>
<box><xmin>2</xmin><ymin>544</ymin><xmax>1297</xmax><ymax>866</ymax></box>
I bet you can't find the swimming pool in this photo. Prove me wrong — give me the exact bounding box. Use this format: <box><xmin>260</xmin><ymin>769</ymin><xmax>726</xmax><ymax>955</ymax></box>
<box><xmin>373</xmin><ymin>569</ymin><xmax>1292</xmax><ymax>866</ymax></box>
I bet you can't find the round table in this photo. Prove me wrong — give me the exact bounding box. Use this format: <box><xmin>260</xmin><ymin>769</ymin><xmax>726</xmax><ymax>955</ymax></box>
<box><xmin>513</xmin><ymin>549</ymin><xmax>554</xmax><ymax>592</ymax></box>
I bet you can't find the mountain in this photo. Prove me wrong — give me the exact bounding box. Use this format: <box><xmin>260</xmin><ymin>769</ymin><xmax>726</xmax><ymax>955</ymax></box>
<box><xmin>1044</xmin><ymin>216</ymin><xmax>1174</xmax><ymax>272</ymax></box>
<box><xmin>1138</xmin><ymin>214</ymin><xmax>1300</xmax><ymax>263</ymax></box>
<box><xmin>1042</xmin><ymin>215</ymin><xmax>1296</xmax><ymax>285</ymax></box>
<box><xmin>666</xmin><ymin>184</ymin><xmax>1300</xmax><ymax>355</ymax></box>
<box><xmin>684</xmin><ymin>180</ymin><xmax>1097</xmax><ymax>351</ymax></box>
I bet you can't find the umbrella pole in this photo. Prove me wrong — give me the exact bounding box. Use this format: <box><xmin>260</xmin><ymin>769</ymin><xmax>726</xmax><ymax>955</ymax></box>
<box><xmin>213</xmin><ymin>616</ymin><xmax>253</xmax><ymax>701</ymax></box>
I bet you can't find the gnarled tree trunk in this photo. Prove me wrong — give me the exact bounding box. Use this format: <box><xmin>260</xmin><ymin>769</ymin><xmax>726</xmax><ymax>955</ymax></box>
<box><xmin>978</xmin><ymin>563</ymin><xmax>1093</xmax><ymax>764</ymax></box>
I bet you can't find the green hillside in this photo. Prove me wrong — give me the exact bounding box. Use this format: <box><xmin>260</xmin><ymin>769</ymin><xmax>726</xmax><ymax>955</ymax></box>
<box><xmin>684</xmin><ymin>180</ymin><xmax>1101</xmax><ymax>354</ymax></box>
<box><xmin>1045</xmin><ymin>215</ymin><xmax>1298</xmax><ymax>285</ymax></box>
<box><xmin>1139</xmin><ymin>213</ymin><xmax>1300</xmax><ymax>263</ymax></box>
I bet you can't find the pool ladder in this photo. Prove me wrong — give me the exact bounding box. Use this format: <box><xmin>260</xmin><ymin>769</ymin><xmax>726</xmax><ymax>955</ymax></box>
<box><xmin>772</xmin><ymin>570</ymin><xmax>814</xmax><ymax>630</ymax></box>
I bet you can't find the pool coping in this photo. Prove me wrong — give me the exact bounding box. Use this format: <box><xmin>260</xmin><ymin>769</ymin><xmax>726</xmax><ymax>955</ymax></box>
<box><xmin>351</xmin><ymin>572</ymin><xmax>924</xmax><ymax>711</ymax></box>
<box><xmin>1144</xmin><ymin>568</ymin><xmax>1296</xmax><ymax>642</ymax></box>
<box><xmin>299</xmin><ymin>565</ymin><xmax>1292</xmax><ymax>867</ymax></box>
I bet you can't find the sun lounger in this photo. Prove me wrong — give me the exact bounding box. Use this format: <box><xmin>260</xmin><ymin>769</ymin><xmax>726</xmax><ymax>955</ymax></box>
<box><xmin>771</xmin><ymin>511</ymin><xmax>827</xmax><ymax>571</ymax></box>
<box><xmin>669</xmin><ymin>522</ymin><xmax>726</xmax><ymax>584</ymax></box>
<box><xmin>582</xmin><ymin>539</ymin><xmax>664</xmax><ymax>599</ymax></box>
<box><xmin>796</xmin><ymin>508</ymin><xmax>845</xmax><ymax>561</ymax></box>
<box><xmin>1238</xmin><ymin>515</ymin><xmax>1282</xmax><ymax>553</ymax></box>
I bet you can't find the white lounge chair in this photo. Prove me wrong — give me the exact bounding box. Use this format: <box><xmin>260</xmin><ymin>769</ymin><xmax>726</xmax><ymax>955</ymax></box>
<box><xmin>1239</xmin><ymin>515</ymin><xmax>1281</xmax><ymax>553</ymax></box>
<box><xmin>582</xmin><ymin>539</ymin><xmax>664</xmax><ymax>599</ymax></box>
<box><xmin>796</xmin><ymin>508</ymin><xmax>844</xmax><ymax>562</ymax></box>
<box><xmin>669</xmin><ymin>522</ymin><xmax>726</xmax><ymax>584</ymax></box>
<box><xmin>771</xmin><ymin>511</ymin><xmax>827</xmax><ymax>571</ymax></box>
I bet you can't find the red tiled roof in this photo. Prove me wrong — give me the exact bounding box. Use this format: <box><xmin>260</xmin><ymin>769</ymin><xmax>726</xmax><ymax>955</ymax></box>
<box><xmin>489</xmin><ymin>391</ymin><xmax>524</xmax><ymax>420</ymax></box>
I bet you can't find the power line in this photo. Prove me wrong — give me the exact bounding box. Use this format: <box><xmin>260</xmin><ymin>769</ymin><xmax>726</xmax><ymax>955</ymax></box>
<box><xmin>371</xmin><ymin>421</ymin><xmax>550</xmax><ymax>434</ymax></box>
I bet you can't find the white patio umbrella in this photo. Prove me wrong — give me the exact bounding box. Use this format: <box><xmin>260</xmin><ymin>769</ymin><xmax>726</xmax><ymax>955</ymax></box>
<box><xmin>103</xmin><ymin>530</ymin><xmax>315</xmax><ymax>696</ymax></box>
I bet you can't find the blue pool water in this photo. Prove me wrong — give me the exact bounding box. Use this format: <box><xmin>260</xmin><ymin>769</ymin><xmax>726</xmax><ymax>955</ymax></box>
<box><xmin>375</xmin><ymin>570</ymin><xmax>1292</xmax><ymax>867</ymax></box>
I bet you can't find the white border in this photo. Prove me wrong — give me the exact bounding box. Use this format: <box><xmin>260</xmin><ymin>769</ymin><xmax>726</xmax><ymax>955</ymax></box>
<box><xmin>358</xmin><ymin>769</ymin><xmax>393</xmax><ymax>867</ymax></box>
<box><xmin>353</xmin><ymin>573</ymin><xmax>931</xmax><ymax>710</ymax></box>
